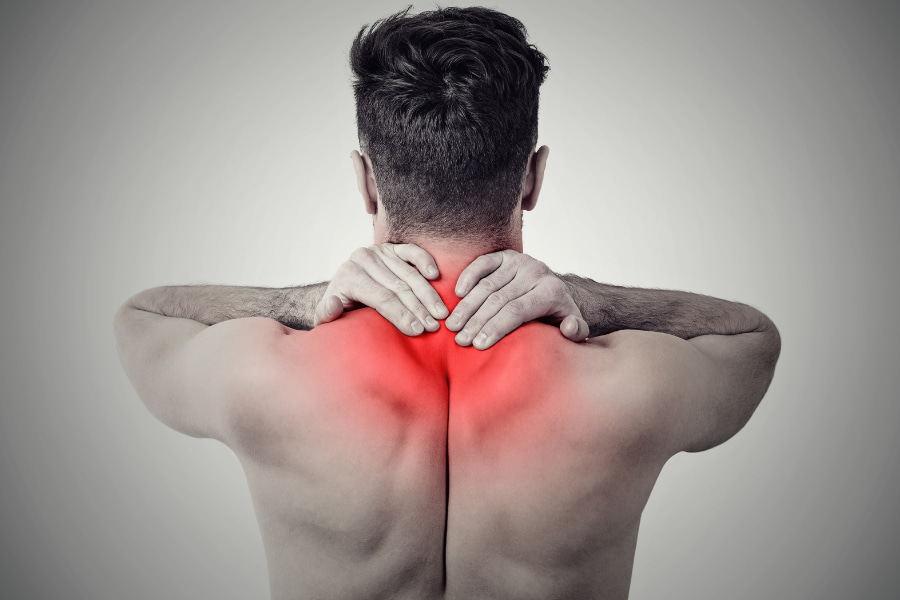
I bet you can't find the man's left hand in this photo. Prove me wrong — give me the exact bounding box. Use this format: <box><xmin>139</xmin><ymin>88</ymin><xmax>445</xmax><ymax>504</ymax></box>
<box><xmin>447</xmin><ymin>250</ymin><xmax>590</xmax><ymax>349</ymax></box>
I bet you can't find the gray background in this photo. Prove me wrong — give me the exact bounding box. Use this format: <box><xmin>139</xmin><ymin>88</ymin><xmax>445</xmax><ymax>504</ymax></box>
<box><xmin>1</xmin><ymin>1</ymin><xmax>898</xmax><ymax>598</ymax></box>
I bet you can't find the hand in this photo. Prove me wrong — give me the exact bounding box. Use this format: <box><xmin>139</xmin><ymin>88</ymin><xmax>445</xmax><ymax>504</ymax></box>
<box><xmin>314</xmin><ymin>244</ymin><xmax>449</xmax><ymax>336</ymax></box>
<box><xmin>446</xmin><ymin>250</ymin><xmax>590</xmax><ymax>349</ymax></box>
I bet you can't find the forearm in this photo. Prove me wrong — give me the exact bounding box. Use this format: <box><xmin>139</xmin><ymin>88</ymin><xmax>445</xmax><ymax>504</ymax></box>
<box><xmin>125</xmin><ymin>282</ymin><xmax>328</xmax><ymax>330</ymax></box>
<box><xmin>560</xmin><ymin>274</ymin><xmax>774</xmax><ymax>339</ymax></box>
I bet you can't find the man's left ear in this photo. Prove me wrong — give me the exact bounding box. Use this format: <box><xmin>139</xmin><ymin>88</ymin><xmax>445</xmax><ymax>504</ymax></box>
<box><xmin>521</xmin><ymin>145</ymin><xmax>549</xmax><ymax>211</ymax></box>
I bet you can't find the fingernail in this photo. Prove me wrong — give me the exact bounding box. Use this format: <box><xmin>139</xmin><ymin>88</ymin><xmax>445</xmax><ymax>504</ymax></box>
<box><xmin>425</xmin><ymin>316</ymin><xmax>438</xmax><ymax>329</ymax></box>
<box><xmin>411</xmin><ymin>321</ymin><xmax>424</xmax><ymax>335</ymax></box>
<box><xmin>434</xmin><ymin>303</ymin><xmax>448</xmax><ymax>319</ymax></box>
<box><xmin>427</xmin><ymin>266</ymin><xmax>438</xmax><ymax>277</ymax></box>
<box><xmin>455</xmin><ymin>285</ymin><xmax>466</xmax><ymax>297</ymax></box>
<box><xmin>446</xmin><ymin>315</ymin><xmax>460</xmax><ymax>330</ymax></box>
<box><xmin>474</xmin><ymin>332</ymin><xmax>489</xmax><ymax>348</ymax></box>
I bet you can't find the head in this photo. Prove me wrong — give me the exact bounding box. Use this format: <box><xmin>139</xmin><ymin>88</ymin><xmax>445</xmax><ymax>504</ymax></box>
<box><xmin>349</xmin><ymin>6</ymin><xmax>550</xmax><ymax>251</ymax></box>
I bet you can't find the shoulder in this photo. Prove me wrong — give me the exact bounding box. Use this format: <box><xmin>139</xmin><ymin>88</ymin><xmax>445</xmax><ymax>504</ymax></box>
<box><xmin>184</xmin><ymin>317</ymin><xmax>295</xmax><ymax>386</ymax></box>
<box><xmin>115</xmin><ymin>313</ymin><xmax>296</xmax><ymax>442</ymax></box>
<box><xmin>580</xmin><ymin>327</ymin><xmax>777</xmax><ymax>455</ymax></box>
<box><xmin>196</xmin><ymin>318</ymin><xmax>323</xmax><ymax>455</ymax></box>
<box><xmin>572</xmin><ymin>330</ymin><xmax>698</xmax><ymax>456</ymax></box>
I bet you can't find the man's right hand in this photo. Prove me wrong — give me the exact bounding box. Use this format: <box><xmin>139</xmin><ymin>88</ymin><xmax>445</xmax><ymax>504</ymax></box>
<box><xmin>314</xmin><ymin>244</ymin><xmax>449</xmax><ymax>337</ymax></box>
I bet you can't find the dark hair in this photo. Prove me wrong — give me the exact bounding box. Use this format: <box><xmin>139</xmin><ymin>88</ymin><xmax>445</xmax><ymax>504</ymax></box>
<box><xmin>350</xmin><ymin>6</ymin><xmax>549</xmax><ymax>242</ymax></box>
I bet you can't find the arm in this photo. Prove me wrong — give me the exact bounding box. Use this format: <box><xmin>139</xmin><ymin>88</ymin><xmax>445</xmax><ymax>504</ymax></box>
<box><xmin>113</xmin><ymin>291</ymin><xmax>288</xmax><ymax>440</ymax></box>
<box><xmin>114</xmin><ymin>244</ymin><xmax>448</xmax><ymax>437</ymax></box>
<box><xmin>118</xmin><ymin>243</ymin><xmax>447</xmax><ymax>333</ymax></box>
<box><xmin>577</xmin><ymin>278</ymin><xmax>781</xmax><ymax>452</ymax></box>
<box><xmin>560</xmin><ymin>273</ymin><xmax>776</xmax><ymax>340</ymax></box>
<box><xmin>449</xmin><ymin>251</ymin><xmax>780</xmax><ymax>452</ymax></box>
<box><xmin>597</xmin><ymin>319</ymin><xmax>780</xmax><ymax>453</ymax></box>
<box><xmin>118</xmin><ymin>283</ymin><xmax>327</xmax><ymax>330</ymax></box>
<box><xmin>560</xmin><ymin>274</ymin><xmax>782</xmax><ymax>449</ymax></box>
<box><xmin>448</xmin><ymin>249</ymin><xmax>777</xmax><ymax>345</ymax></box>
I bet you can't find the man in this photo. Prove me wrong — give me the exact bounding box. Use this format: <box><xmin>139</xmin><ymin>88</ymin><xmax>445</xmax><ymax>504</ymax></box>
<box><xmin>114</xmin><ymin>7</ymin><xmax>780</xmax><ymax>600</ymax></box>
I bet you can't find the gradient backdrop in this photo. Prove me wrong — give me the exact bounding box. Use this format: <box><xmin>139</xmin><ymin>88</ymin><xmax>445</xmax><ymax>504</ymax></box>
<box><xmin>1</xmin><ymin>1</ymin><xmax>898</xmax><ymax>598</ymax></box>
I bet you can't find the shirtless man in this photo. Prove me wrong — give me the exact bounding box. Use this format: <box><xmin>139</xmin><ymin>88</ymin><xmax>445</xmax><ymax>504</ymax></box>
<box><xmin>114</xmin><ymin>7</ymin><xmax>780</xmax><ymax>599</ymax></box>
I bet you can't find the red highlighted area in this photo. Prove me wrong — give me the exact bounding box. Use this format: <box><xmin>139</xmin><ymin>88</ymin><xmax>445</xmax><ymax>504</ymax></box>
<box><xmin>231</xmin><ymin>274</ymin><xmax>653</xmax><ymax>599</ymax></box>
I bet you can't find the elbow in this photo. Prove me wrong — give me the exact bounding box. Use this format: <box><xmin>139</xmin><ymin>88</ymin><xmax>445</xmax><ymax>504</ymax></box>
<box><xmin>748</xmin><ymin>305</ymin><xmax>781</xmax><ymax>372</ymax></box>
<box><xmin>112</xmin><ymin>297</ymin><xmax>145</xmax><ymax>362</ymax></box>
<box><xmin>749</xmin><ymin>317</ymin><xmax>781</xmax><ymax>422</ymax></box>
<box><xmin>759</xmin><ymin>315</ymin><xmax>782</xmax><ymax>372</ymax></box>
<box><xmin>112</xmin><ymin>300</ymin><xmax>134</xmax><ymax>345</ymax></box>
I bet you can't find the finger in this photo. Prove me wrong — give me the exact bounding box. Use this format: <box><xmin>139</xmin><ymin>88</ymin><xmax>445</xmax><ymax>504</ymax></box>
<box><xmin>379</xmin><ymin>246</ymin><xmax>448</xmax><ymax>321</ymax></box>
<box><xmin>391</xmin><ymin>243</ymin><xmax>440</xmax><ymax>280</ymax></box>
<box><xmin>454</xmin><ymin>252</ymin><xmax>505</xmax><ymax>297</ymax></box>
<box><xmin>559</xmin><ymin>315</ymin><xmax>590</xmax><ymax>342</ymax></box>
<box><xmin>351</xmin><ymin>280</ymin><xmax>427</xmax><ymax>336</ymax></box>
<box><xmin>469</xmin><ymin>291</ymin><xmax>547</xmax><ymax>350</ymax></box>
<box><xmin>314</xmin><ymin>294</ymin><xmax>345</xmax><ymax>327</ymax></box>
<box><xmin>449</xmin><ymin>264</ymin><xmax>532</xmax><ymax>337</ymax></box>
<box><xmin>353</xmin><ymin>249</ymin><xmax>440</xmax><ymax>331</ymax></box>
<box><xmin>447</xmin><ymin>264</ymin><xmax>522</xmax><ymax>333</ymax></box>
<box><xmin>454</xmin><ymin>275</ymin><xmax>538</xmax><ymax>346</ymax></box>
<box><xmin>468</xmin><ymin>287</ymin><xmax>587</xmax><ymax>349</ymax></box>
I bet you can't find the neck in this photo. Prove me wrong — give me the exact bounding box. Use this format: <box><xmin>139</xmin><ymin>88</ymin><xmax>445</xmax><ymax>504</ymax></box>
<box><xmin>401</xmin><ymin>236</ymin><xmax>523</xmax><ymax>313</ymax></box>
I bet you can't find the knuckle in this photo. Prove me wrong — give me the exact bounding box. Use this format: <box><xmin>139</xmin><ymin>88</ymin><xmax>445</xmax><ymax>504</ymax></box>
<box><xmin>352</xmin><ymin>246</ymin><xmax>377</xmax><ymax>265</ymax></box>
<box><xmin>390</xmin><ymin>280</ymin><xmax>412</xmax><ymax>295</ymax></box>
<box><xmin>524</xmin><ymin>260</ymin><xmax>549</xmax><ymax>278</ymax></box>
<box><xmin>505</xmin><ymin>299</ymin><xmax>528</xmax><ymax>317</ymax></box>
<box><xmin>509</xmin><ymin>251</ymin><xmax>528</xmax><ymax>265</ymax></box>
<box><xmin>478</xmin><ymin>277</ymin><xmax>497</xmax><ymax>293</ymax></box>
<box><xmin>486</xmin><ymin>291</ymin><xmax>507</xmax><ymax>307</ymax></box>
<box><xmin>372</xmin><ymin>286</ymin><xmax>395</xmax><ymax>304</ymax></box>
<box><xmin>396</xmin><ymin>262</ymin><xmax>418</xmax><ymax>278</ymax></box>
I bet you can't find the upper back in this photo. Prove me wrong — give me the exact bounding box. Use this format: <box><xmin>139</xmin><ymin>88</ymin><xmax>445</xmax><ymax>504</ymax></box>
<box><xmin>226</xmin><ymin>291</ymin><xmax>673</xmax><ymax>600</ymax></box>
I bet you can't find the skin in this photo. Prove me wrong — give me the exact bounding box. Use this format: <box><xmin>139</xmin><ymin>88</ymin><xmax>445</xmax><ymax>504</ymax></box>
<box><xmin>114</xmin><ymin>146</ymin><xmax>781</xmax><ymax>599</ymax></box>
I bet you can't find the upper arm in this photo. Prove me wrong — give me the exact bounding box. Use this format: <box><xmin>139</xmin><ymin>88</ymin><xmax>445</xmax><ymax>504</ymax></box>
<box><xmin>114</xmin><ymin>305</ymin><xmax>289</xmax><ymax>440</ymax></box>
<box><xmin>607</xmin><ymin>323</ymin><xmax>780</xmax><ymax>455</ymax></box>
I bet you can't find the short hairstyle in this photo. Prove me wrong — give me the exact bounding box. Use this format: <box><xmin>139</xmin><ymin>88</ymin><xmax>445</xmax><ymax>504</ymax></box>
<box><xmin>350</xmin><ymin>6</ymin><xmax>549</xmax><ymax>242</ymax></box>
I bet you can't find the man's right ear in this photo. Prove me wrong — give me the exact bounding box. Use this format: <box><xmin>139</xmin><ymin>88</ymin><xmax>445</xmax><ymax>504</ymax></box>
<box><xmin>350</xmin><ymin>150</ymin><xmax>379</xmax><ymax>215</ymax></box>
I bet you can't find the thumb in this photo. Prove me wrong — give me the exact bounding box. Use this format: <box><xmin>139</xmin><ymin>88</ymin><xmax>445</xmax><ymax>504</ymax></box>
<box><xmin>560</xmin><ymin>315</ymin><xmax>590</xmax><ymax>342</ymax></box>
<box><xmin>314</xmin><ymin>295</ymin><xmax>345</xmax><ymax>327</ymax></box>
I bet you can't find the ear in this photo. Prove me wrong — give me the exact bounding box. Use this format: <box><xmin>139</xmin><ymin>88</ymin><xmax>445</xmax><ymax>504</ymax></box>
<box><xmin>351</xmin><ymin>150</ymin><xmax>379</xmax><ymax>215</ymax></box>
<box><xmin>521</xmin><ymin>145</ymin><xmax>549</xmax><ymax>212</ymax></box>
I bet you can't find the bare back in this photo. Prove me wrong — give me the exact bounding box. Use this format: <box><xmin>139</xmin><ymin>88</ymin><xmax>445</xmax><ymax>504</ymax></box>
<box><xmin>225</xmin><ymin>281</ymin><xmax>674</xmax><ymax>600</ymax></box>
